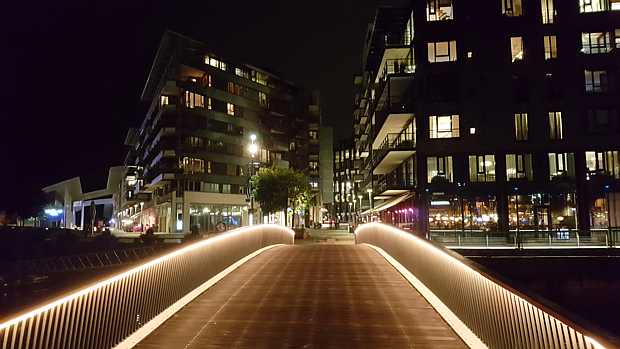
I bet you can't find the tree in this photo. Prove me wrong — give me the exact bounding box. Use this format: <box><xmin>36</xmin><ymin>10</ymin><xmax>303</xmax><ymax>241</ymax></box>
<box><xmin>250</xmin><ymin>168</ymin><xmax>315</xmax><ymax>226</ymax></box>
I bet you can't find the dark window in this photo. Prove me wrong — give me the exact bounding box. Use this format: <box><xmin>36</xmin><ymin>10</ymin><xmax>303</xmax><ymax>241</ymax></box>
<box><xmin>512</xmin><ymin>74</ymin><xmax>528</xmax><ymax>103</ymax></box>
<box><xmin>546</xmin><ymin>73</ymin><xmax>562</xmax><ymax>101</ymax></box>
<box><xmin>588</xmin><ymin>109</ymin><xmax>619</xmax><ymax>134</ymax></box>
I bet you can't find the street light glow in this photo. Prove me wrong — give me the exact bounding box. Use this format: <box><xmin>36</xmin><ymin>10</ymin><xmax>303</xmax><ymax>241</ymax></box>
<box><xmin>250</xmin><ymin>134</ymin><xmax>257</xmax><ymax>141</ymax></box>
<box><xmin>249</xmin><ymin>144</ymin><xmax>258</xmax><ymax>154</ymax></box>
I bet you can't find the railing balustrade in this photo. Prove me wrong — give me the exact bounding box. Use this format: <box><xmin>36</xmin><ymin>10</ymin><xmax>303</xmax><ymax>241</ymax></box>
<box><xmin>355</xmin><ymin>223</ymin><xmax>620</xmax><ymax>349</ymax></box>
<box><xmin>0</xmin><ymin>225</ymin><xmax>294</xmax><ymax>349</ymax></box>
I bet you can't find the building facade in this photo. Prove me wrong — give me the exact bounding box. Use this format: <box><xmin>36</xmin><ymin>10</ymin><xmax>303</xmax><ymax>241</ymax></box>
<box><xmin>333</xmin><ymin>139</ymin><xmax>365</xmax><ymax>224</ymax></box>
<box><xmin>354</xmin><ymin>0</ymin><xmax>620</xmax><ymax>234</ymax></box>
<box><xmin>119</xmin><ymin>31</ymin><xmax>320</xmax><ymax>233</ymax></box>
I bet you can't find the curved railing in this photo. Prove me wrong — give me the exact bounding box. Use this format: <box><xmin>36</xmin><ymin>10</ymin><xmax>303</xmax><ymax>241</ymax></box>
<box><xmin>0</xmin><ymin>224</ymin><xmax>294</xmax><ymax>349</ymax></box>
<box><xmin>355</xmin><ymin>223</ymin><xmax>620</xmax><ymax>349</ymax></box>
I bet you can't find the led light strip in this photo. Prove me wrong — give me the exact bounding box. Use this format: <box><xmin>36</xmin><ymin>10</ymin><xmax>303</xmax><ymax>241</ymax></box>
<box><xmin>0</xmin><ymin>224</ymin><xmax>294</xmax><ymax>331</ymax></box>
<box><xmin>354</xmin><ymin>223</ymin><xmax>609</xmax><ymax>349</ymax></box>
<box><xmin>112</xmin><ymin>244</ymin><xmax>285</xmax><ymax>349</ymax></box>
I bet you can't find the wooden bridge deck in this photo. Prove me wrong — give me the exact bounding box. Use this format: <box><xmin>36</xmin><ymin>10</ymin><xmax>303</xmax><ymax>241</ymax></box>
<box><xmin>134</xmin><ymin>245</ymin><xmax>468</xmax><ymax>349</ymax></box>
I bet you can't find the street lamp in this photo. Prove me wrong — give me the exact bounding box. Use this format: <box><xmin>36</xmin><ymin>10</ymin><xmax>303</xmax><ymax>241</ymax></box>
<box><xmin>358</xmin><ymin>195</ymin><xmax>363</xmax><ymax>222</ymax></box>
<box><xmin>248</xmin><ymin>135</ymin><xmax>258</xmax><ymax>225</ymax></box>
<box><xmin>367</xmin><ymin>188</ymin><xmax>373</xmax><ymax>221</ymax></box>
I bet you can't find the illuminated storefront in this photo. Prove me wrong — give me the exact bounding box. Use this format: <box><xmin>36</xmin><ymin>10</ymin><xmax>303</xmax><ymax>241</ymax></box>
<box><xmin>428</xmin><ymin>195</ymin><xmax>498</xmax><ymax>231</ymax></box>
<box><xmin>189</xmin><ymin>204</ymin><xmax>243</xmax><ymax>232</ymax></box>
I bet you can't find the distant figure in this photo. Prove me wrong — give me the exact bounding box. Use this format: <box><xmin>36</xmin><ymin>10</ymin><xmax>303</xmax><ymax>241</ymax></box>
<box><xmin>191</xmin><ymin>225</ymin><xmax>200</xmax><ymax>237</ymax></box>
<box><xmin>145</xmin><ymin>227</ymin><xmax>154</xmax><ymax>235</ymax></box>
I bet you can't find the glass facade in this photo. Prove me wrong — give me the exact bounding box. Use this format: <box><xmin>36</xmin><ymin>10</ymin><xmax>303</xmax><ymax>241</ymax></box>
<box><xmin>189</xmin><ymin>204</ymin><xmax>244</xmax><ymax>232</ymax></box>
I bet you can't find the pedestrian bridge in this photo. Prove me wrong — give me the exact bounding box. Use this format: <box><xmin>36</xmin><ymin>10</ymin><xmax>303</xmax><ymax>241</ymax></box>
<box><xmin>1</xmin><ymin>224</ymin><xmax>619</xmax><ymax>349</ymax></box>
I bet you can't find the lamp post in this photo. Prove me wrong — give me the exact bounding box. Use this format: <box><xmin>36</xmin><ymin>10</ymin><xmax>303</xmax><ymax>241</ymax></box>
<box><xmin>367</xmin><ymin>188</ymin><xmax>373</xmax><ymax>222</ymax></box>
<box><xmin>358</xmin><ymin>195</ymin><xmax>363</xmax><ymax>222</ymax></box>
<box><xmin>248</xmin><ymin>135</ymin><xmax>258</xmax><ymax>226</ymax></box>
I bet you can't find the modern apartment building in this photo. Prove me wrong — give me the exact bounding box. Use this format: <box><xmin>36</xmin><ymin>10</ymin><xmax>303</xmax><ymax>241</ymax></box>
<box><xmin>333</xmin><ymin>139</ymin><xmax>364</xmax><ymax>224</ymax></box>
<box><xmin>118</xmin><ymin>31</ymin><xmax>321</xmax><ymax>233</ymax></box>
<box><xmin>353</xmin><ymin>0</ymin><xmax>620</xmax><ymax>234</ymax></box>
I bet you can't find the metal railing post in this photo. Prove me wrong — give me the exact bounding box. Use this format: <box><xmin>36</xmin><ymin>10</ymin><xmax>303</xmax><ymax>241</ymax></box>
<box><xmin>486</xmin><ymin>235</ymin><xmax>489</xmax><ymax>248</ymax></box>
<box><xmin>577</xmin><ymin>232</ymin><xmax>580</xmax><ymax>247</ymax></box>
<box><xmin>458</xmin><ymin>235</ymin><xmax>461</xmax><ymax>247</ymax></box>
<box><xmin>549</xmin><ymin>234</ymin><xmax>552</xmax><ymax>248</ymax></box>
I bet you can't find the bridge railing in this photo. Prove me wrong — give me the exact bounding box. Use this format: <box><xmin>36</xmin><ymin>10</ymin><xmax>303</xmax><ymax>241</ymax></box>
<box><xmin>355</xmin><ymin>223</ymin><xmax>620</xmax><ymax>349</ymax></box>
<box><xmin>0</xmin><ymin>224</ymin><xmax>294</xmax><ymax>349</ymax></box>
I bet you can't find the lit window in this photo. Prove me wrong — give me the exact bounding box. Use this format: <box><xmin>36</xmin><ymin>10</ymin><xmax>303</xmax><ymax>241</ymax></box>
<box><xmin>616</xmin><ymin>29</ymin><xmax>620</xmax><ymax>48</ymax></box>
<box><xmin>227</xmin><ymin>103</ymin><xmax>235</xmax><ymax>116</ymax></box>
<box><xmin>541</xmin><ymin>0</ymin><xmax>556</xmax><ymax>23</ymax></box>
<box><xmin>259</xmin><ymin>92</ymin><xmax>269</xmax><ymax>108</ymax></box>
<box><xmin>429</xmin><ymin>115</ymin><xmax>460</xmax><ymax>138</ymax></box>
<box><xmin>181</xmin><ymin>157</ymin><xmax>205</xmax><ymax>175</ymax></box>
<box><xmin>228</xmin><ymin>82</ymin><xmax>243</xmax><ymax>96</ymax></box>
<box><xmin>502</xmin><ymin>0</ymin><xmax>523</xmax><ymax>16</ymax></box>
<box><xmin>160</xmin><ymin>96</ymin><xmax>169</xmax><ymax>106</ymax></box>
<box><xmin>511</xmin><ymin>37</ymin><xmax>524</xmax><ymax>61</ymax></box>
<box><xmin>586</xmin><ymin>151</ymin><xmax>620</xmax><ymax>179</ymax></box>
<box><xmin>515</xmin><ymin>113</ymin><xmax>528</xmax><ymax>140</ymax></box>
<box><xmin>580</xmin><ymin>0</ymin><xmax>606</xmax><ymax>12</ymax></box>
<box><xmin>235</xmin><ymin>68</ymin><xmax>249</xmax><ymax>79</ymax></box>
<box><xmin>543</xmin><ymin>36</ymin><xmax>557</xmax><ymax>59</ymax></box>
<box><xmin>584</xmin><ymin>70</ymin><xmax>613</xmax><ymax>92</ymax></box>
<box><xmin>252</xmin><ymin>71</ymin><xmax>267</xmax><ymax>85</ymax></box>
<box><xmin>548</xmin><ymin>153</ymin><xmax>574</xmax><ymax>179</ymax></box>
<box><xmin>549</xmin><ymin>112</ymin><xmax>563</xmax><ymax>139</ymax></box>
<box><xmin>427</xmin><ymin>0</ymin><xmax>453</xmax><ymax>21</ymax></box>
<box><xmin>467</xmin><ymin>51</ymin><xmax>473</xmax><ymax>58</ymax></box>
<box><xmin>427</xmin><ymin>156</ymin><xmax>453</xmax><ymax>183</ymax></box>
<box><xmin>205</xmin><ymin>55</ymin><xmax>227</xmax><ymax>71</ymax></box>
<box><xmin>208</xmin><ymin>98</ymin><xmax>212</xmax><ymax>110</ymax></box>
<box><xmin>428</xmin><ymin>41</ymin><xmax>457</xmax><ymax>63</ymax></box>
<box><xmin>506</xmin><ymin>154</ymin><xmax>533</xmax><ymax>180</ymax></box>
<box><xmin>184</xmin><ymin>91</ymin><xmax>204</xmax><ymax>108</ymax></box>
<box><xmin>581</xmin><ymin>32</ymin><xmax>612</xmax><ymax>54</ymax></box>
<box><xmin>469</xmin><ymin>155</ymin><xmax>496</xmax><ymax>182</ymax></box>
<box><xmin>470</xmin><ymin>127</ymin><xmax>476</xmax><ymax>134</ymax></box>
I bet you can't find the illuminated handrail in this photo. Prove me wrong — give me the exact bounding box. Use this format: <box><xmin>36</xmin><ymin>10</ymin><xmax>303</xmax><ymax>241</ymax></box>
<box><xmin>0</xmin><ymin>224</ymin><xmax>294</xmax><ymax>349</ymax></box>
<box><xmin>355</xmin><ymin>223</ymin><xmax>620</xmax><ymax>349</ymax></box>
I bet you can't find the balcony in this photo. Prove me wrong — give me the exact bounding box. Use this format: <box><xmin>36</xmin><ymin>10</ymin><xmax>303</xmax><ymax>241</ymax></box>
<box><xmin>372</xmin><ymin>131</ymin><xmax>415</xmax><ymax>175</ymax></box>
<box><xmin>372</xmin><ymin>97</ymin><xmax>415</xmax><ymax>149</ymax></box>
<box><xmin>376</xmin><ymin>174</ymin><xmax>416</xmax><ymax>196</ymax></box>
<box><xmin>375</xmin><ymin>58</ymin><xmax>415</xmax><ymax>102</ymax></box>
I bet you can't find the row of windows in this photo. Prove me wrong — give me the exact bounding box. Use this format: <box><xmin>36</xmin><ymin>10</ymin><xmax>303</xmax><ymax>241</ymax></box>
<box><xmin>180</xmin><ymin>157</ymin><xmax>245</xmax><ymax>177</ymax></box>
<box><xmin>427</xmin><ymin>112</ymin><xmax>564</xmax><ymax>141</ymax></box>
<box><xmin>427</xmin><ymin>151</ymin><xmax>620</xmax><ymax>184</ymax></box>
<box><xmin>427</xmin><ymin>0</ymin><xmax>619</xmax><ymax>23</ymax></box>
<box><xmin>429</xmin><ymin>32</ymin><xmax>619</xmax><ymax>65</ymax></box>
<box><xmin>184</xmin><ymin>180</ymin><xmax>243</xmax><ymax>195</ymax></box>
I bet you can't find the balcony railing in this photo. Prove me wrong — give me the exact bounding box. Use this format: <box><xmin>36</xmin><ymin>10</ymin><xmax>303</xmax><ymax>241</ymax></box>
<box><xmin>380</xmin><ymin>58</ymin><xmax>415</xmax><ymax>82</ymax></box>
<box><xmin>372</xmin><ymin>131</ymin><xmax>416</xmax><ymax>170</ymax></box>
<box><xmin>374</xmin><ymin>96</ymin><xmax>415</xmax><ymax>132</ymax></box>
<box><xmin>376</xmin><ymin>174</ymin><xmax>416</xmax><ymax>194</ymax></box>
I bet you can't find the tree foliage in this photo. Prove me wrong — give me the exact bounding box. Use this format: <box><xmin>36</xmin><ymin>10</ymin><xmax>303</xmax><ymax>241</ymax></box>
<box><xmin>250</xmin><ymin>168</ymin><xmax>314</xmax><ymax>216</ymax></box>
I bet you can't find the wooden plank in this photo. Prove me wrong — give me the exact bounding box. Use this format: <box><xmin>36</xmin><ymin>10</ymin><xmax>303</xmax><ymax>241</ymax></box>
<box><xmin>134</xmin><ymin>245</ymin><xmax>468</xmax><ymax>349</ymax></box>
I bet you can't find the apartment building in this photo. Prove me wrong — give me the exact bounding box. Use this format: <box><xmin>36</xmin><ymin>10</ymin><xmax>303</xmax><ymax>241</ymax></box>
<box><xmin>333</xmin><ymin>139</ymin><xmax>365</xmax><ymax>224</ymax></box>
<box><xmin>353</xmin><ymin>0</ymin><xmax>620</xmax><ymax>233</ymax></box>
<box><xmin>118</xmin><ymin>31</ymin><xmax>320</xmax><ymax>233</ymax></box>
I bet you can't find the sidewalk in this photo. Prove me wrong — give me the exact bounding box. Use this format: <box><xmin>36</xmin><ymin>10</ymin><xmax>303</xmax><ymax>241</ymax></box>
<box><xmin>295</xmin><ymin>227</ymin><xmax>356</xmax><ymax>245</ymax></box>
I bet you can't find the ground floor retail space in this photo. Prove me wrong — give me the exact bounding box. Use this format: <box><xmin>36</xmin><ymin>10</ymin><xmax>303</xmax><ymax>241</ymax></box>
<box><xmin>369</xmin><ymin>190</ymin><xmax>620</xmax><ymax>232</ymax></box>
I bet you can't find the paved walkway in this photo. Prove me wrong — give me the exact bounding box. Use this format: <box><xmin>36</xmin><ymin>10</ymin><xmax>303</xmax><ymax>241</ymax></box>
<box><xmin>134</xmin><ymin>245</ymin><xmax>467</xmax><ymax>349</ymax></box>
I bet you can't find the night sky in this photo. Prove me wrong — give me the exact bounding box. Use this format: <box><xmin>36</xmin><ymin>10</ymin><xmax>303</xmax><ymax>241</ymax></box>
<box><xmin>0</xmin><ymin>0</ymin><xmax>404</xmax><ymax>212</ymax></box>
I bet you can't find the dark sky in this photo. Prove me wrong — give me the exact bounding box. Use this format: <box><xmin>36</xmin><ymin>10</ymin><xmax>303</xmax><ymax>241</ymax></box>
<box><xmin>0</xmin><ymin>0</ymin><xmax>403</xmax><ymax>212</ymax></box>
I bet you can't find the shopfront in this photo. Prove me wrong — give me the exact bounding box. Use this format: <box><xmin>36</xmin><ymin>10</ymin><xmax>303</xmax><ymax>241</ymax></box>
<box><xmin>428</xmin><ymin>195</ymin><xmax>498</xmax><ymax>232</ymax></box>
<box><xmin>189</xmin><ymin>204</ymin><xmax>244</xmax><ymax>233</ymax></box>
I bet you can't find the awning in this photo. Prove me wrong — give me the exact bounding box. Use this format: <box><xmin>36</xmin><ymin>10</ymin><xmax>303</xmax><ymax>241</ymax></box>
<box><xmin>361</xmin><ymin>193</ymin><xmax>413</xmax><ymax>215</ymax></box>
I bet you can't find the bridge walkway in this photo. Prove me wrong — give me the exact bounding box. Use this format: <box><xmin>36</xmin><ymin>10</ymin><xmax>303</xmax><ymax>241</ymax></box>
<box><xmin>134</xmin><ymin>245</ymin><xmax>467</xmax><ymax>349</ymax></box>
